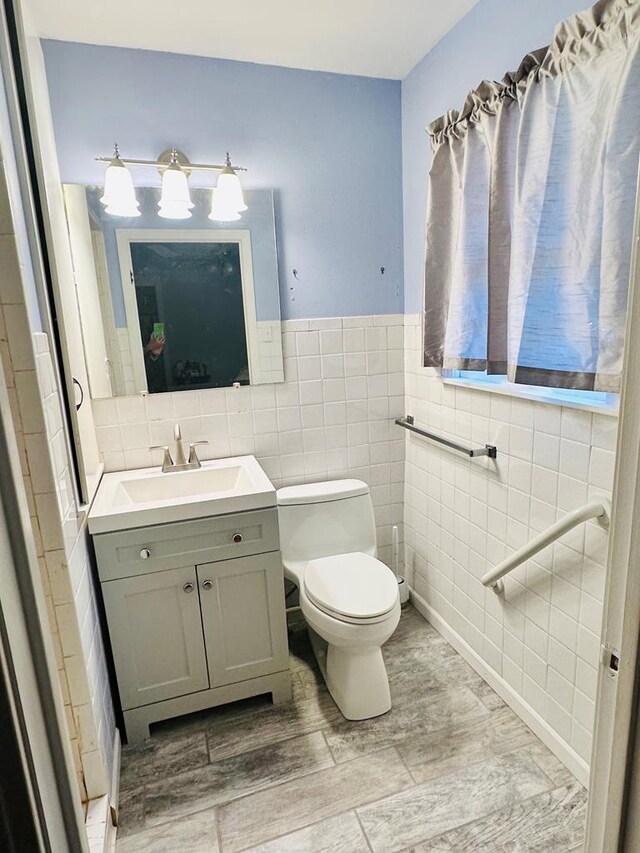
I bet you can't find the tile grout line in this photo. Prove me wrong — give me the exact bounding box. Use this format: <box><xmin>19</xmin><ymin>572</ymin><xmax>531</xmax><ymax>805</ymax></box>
<box><xmin>214</xmin><ymin>805</ymin><xmax>225</xmax><ymax>853</ymax></box>
<box><xmin>354</xmin><ymin>809</ymin><xmax>377</xmax><ymax>853</ymax></box>
<box><xmin>319</xmin><ymin>727</ymin><xmax>339</xmax><ymax>765</ymax></box>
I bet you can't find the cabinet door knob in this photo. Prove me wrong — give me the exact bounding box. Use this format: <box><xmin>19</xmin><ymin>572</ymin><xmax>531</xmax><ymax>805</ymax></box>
<box><xmin>202</xmin><ymin>579</ymin><xmax>213</xmax><ymax>590</ymax></box>
<box><xmin>233</xmin><ymin>533</ymin><xmax>243</xmax><ymax>544</ymax></box>
<box><xmin>183</xmin><ymin>582</ymin><xmax>195</xmax><ymax>593</ymax></box>
<box><xmin>140</xmin><ymin>548</ymin><xmax>151</xmax><ymax>559</ymax></box>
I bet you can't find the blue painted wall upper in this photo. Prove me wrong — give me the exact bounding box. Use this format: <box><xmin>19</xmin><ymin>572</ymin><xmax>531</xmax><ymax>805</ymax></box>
<box><xmin>42</xmin><ymin>40</ymin><xmax>403</xmax><ymax>320</ymax></box>
<box><xmin>401</xmin><ymin>0</ymin><xmax>592</xmax><ymax>315</ymax></box>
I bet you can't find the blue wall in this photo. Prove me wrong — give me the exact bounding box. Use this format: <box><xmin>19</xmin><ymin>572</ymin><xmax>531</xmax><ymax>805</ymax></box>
<box><xmin>42</xmin><ymin>41</ymin><xmax>403</xmax><ymax>320</ymax></box>
<box><xmin>401</xmin><ymin>0</ymin><xmax>591</xmax><ymax>314</ymax></box>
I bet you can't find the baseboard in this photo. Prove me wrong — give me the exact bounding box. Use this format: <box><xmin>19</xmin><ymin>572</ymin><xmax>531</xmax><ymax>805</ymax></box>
<box><xmin>409</xmin><ymin>588</ymin><xmax>591</xmax><ymax>789</ymax></box>
<box><xmin>85</xmin><ymin>795</ymin><xmax>111</xmax><ymax>853</ymax></box>
<box><xmin>110</xmin><ymin>728</ymin><xmax>121</xmax><ymax>826</ymax></box>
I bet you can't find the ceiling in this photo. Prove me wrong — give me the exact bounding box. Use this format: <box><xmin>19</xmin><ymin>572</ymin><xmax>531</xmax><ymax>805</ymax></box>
<box><xmin>27</xmin><ymin>0</ymin><xmax>480</xmax><ymax>79</ymax></box>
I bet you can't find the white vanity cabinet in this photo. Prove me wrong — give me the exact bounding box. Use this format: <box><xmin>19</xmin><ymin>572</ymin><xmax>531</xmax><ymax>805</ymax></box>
<box><xmin>93</xmin><ymin>508</ymin><xmax>291</xmax><ymax>742</ymax></box>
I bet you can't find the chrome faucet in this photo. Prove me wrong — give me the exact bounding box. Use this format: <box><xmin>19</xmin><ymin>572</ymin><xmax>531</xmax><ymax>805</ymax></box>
<box><xmin>150</xmin><ymin>423</ymin><xmax>209</xmax><ymax>473</ymax></box>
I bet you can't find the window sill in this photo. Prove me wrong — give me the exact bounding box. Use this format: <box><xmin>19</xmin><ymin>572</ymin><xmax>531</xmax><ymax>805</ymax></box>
<box><xmin>442</xmin><ymin>376</ymin><xmax>619</xmax><ymax>418</ymax></box>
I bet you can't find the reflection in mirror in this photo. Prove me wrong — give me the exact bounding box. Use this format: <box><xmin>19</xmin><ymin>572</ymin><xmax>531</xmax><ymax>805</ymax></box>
<box><xmin>120</xmin><ymin>231</ymin><xmax>253</xmax><ymax>393</ymax></box>
<box><xmin>63</xmin><ymin>186</ymin><xmax>284</xmax><ymax>398</ymax></box>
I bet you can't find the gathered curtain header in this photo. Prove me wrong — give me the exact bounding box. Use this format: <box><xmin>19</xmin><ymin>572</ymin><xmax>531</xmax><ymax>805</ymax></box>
<box><xmin>427</xmin><ymin>0</ymin><xmax>640</xmax><ymax>147</ymax></box>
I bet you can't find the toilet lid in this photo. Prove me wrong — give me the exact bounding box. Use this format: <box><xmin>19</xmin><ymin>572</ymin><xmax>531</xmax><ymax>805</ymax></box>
<box><xmin>305</xmin><ymin>552</ymin><xmax>398</xmax><ymax>620</ymax></box>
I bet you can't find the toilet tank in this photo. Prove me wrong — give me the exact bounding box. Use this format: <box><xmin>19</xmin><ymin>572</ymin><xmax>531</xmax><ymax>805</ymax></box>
<box><xmin>277</xmin><ymin>479</ymin><xmax>377</xmax><ymax>566</ymax></box>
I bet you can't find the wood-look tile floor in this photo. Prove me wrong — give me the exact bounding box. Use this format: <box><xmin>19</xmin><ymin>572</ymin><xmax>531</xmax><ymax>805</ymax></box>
<box><xmin>115</xmin><ymin>605</ymin><xmax>587</xmax><ymax>852</ymax></box>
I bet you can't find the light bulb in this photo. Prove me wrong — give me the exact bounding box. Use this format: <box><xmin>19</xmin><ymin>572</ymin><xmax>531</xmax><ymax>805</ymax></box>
<box><xmin>158</xmin><ymin>151</ymin><xmax>194</xmax><ymax>219</ymax></box>
<box><xmin>209</xmin><ymin>187</ymin><xmax>241</xmax><ymax>222</ymax></box>
<box><xmin>100</xmin><ymin>145</ymin><xmax>140</xmax><ymax>217</ymax></box>
<box><xmin>214</xmin><ymin>154</ymin><xmax>247</xmax><ymax>214</ymax></box>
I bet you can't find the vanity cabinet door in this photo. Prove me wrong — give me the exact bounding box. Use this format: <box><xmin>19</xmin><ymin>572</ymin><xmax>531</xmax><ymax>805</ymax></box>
<box><xmin>102</xmin><ymin>566</ymin><xmax>209</xmax><ymax>710</ymax></box>
<box><xmin>197</xmin><ymin>553</ymin><xmax>289</xmax><ymax>688</ymax></box>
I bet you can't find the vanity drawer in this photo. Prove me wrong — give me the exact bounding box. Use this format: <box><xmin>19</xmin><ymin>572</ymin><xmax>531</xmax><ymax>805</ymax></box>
<box><xmin>94</xmin><ymin>509</ymin><xmax>279</xmax><ymax>581</ymax></box>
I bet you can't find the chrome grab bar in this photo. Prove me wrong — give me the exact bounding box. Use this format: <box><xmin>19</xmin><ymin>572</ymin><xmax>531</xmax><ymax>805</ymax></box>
<box><xmin>483</xmin><ymin>498</ymin><xmax>611</xmax><ymax>594</ymax></box>
<box><xmin>395</xmin><ymin>416</ymin><xmax>497</xmax><ymax>459</ymax></box>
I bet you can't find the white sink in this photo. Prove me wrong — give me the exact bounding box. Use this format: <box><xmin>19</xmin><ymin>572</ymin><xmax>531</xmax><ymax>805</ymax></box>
<box><xmin>88</xmin><ymin>455</ymin><xmax>276</xmax><ymax>534</ymax></box>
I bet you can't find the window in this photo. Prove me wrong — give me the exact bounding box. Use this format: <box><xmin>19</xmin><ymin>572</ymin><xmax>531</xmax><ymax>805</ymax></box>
<box><xmin>443</xmin><ymin>370</ymin><xmax>619</xmax><ymax>414</ymax></box>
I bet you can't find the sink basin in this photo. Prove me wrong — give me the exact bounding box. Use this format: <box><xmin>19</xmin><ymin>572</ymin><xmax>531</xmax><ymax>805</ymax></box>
<box><xmin>115</xmin><ymin>464</ymin><xmax>254</xmax><ymax>505</ymax></box>
<box><xmin>88</xmin><ymin>455</ymin><xmax>276</xmax><ymax>534</ymax></box>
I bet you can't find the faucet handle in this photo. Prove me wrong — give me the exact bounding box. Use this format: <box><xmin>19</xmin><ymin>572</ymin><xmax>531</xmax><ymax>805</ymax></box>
<box><xmin>150</xmin><ymin>445</ymin><xmax>173</xmax><ymax>472</ymax></box>
<box><xmin>188</xmin><ymin>440</ymin><xmax>208</xmax><ymax>466</ymax></box>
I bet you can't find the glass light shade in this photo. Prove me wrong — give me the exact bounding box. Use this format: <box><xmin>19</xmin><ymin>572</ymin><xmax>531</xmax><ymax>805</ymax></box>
<box><xmin>158</xmin><ymin>202</ymin><xmax>193</xmax><ymax>220</ymax></box>
<box><xmin>100</xmin><ymin>159</ymin><xmax>140</xmax><ymax>217</ymax></box>
<box><xmin>216</xmin><ymin>167</ymin><xmax>247</xmax><ymax>213</ymax></box>
<box><xmin>158</xmin><ymin>163</ymin><xmax>193</xmax><ymax>219</ymax></box>
<box><xmin>208</xmin><ymin>187</ymin><xmax>241</xmax><ymax>222</ymax></box>
<box><xmin>104</xmin><ymin>204</ymin><xmax>141</xmax><ymax>218</ymax></box>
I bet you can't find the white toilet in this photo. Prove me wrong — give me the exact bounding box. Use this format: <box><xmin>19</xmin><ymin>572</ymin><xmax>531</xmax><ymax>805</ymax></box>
<box><xmin>277</xmin><ymin>479</ymin><xmax>400</xmax><ymax>720</ymax></box>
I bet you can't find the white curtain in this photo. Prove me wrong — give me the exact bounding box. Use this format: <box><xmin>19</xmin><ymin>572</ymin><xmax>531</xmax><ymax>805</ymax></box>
<box><xmin>423</xmin><ymin>0</ymin><xmax>640</xmax><ymax>392</ymax></box>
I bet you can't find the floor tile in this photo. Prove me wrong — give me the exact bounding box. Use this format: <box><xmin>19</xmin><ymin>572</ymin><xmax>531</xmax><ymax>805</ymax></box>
<box><xmin>323</xmin><ymin>683</ymin><xmax>490</xmax><ymax>763</ymax></box>
<box><xmin>526</xmin><ymin>741</ymin><xmax>579</xmax><ymax>788</ymax></box>
<box><xmin>144</xmin><ymin>731</ymin><xmax>333</xmax><ymax>825</ymax></box>
<box><xmin>382</xmin><ymin>631</ymin><xmax>461</xmax><ymax>678</ymax></box>
<box><xmin>120</xmin><ymin>729</ymin><xmax>209</xmax><ymax>792</ymax></box>
<box><xmin>115</xmin><ymin>788</ymin><xmax>145</xmax><ymax>839</ymax></box>
<box><xmin>413</xmin><ymin>783</ymin><xmax>587</xmax><ymax>852</ymax></box>
<box><xmin>401</xmin><ymin>707</ymin><xmax>538</xmax><ymax>784</ymax></box>
<box><xmin>217</xmin><ymin>747</ymin><xmax>412</xmax><ymax>853</ymax></box>
<box><xmin>206</xmin><ymin>689</ymin><xmax>341</xmax><ymax>763</ymax></box>
<box><xmin>242</xmin><ymin>812</ymin><xmax>370</xmax><ymax>853</ymax></box>
<box><xmin>116</xmin><ymin>806</ymin><xmax>218</xmax><ymax>852</ymax></box>
<box><xmin>357</xmin><ymin>751</ymin><xmax>553</xmax><ymax>853</ymax></box>
<box><xmin>467</xmin><ymin>676</ymin><xmax>509</xmax><ymax>711</ymax></box>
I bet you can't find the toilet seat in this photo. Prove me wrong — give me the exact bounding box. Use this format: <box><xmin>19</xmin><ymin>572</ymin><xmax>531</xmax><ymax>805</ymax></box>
<box><xmin>304</xmin><ymin>552</ymin><xmax>398</xmax><ymax>624</ymax></box>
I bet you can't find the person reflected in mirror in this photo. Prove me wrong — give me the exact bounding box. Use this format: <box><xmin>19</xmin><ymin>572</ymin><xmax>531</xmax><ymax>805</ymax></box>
<box><xmin>144</xmin><ymin>331</ymin><xmax>167</xmax><ymax>393</ymax></box>
<box><xmin>146</xmin><ymin>332</ymin><xmax>165</xmax><ymax>360</ymax></box>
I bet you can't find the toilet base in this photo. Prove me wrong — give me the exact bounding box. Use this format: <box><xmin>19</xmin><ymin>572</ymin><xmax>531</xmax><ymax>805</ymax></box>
<box><xmin>308</xmin><ymin>628</ymin><xmax>392</xmax><ymax>720</ymax></box>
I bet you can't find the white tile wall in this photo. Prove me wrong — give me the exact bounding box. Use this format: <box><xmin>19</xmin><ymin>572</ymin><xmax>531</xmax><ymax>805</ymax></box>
<box><xmin>116</xmin><ymin>327</ymin><xmax>135</xmax><ymax>397</ymax></box>
<box><xmin>33</xmin><ymin>333</ymin><xmax>115</xmax><ymax>798</ymax></box>
<box><xmin>93</xmin><ymin>315</ymin><xmax>405</xmax><ymax>563</ymax></box>
<box><xmin>254</xmin><ymin>320</ymin><xmax>285</xmax><ymax>384</ymax></box>
<box><xmin>403</xmin><ymin>315</ymin><xmax>616</xmax><ymax>765</ymax></box>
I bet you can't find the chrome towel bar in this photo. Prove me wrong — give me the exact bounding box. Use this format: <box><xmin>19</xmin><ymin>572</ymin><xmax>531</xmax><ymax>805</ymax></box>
<box><xmin>395</xmin><ymin>416</ymin><xmax>497</xmax><ymax>459</ymax></box>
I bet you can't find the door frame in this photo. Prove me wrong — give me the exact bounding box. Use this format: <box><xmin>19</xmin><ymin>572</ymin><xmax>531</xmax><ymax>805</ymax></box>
<box><xmin>585</xmin><ymin>170</ymin><xmax>640</xmax><ymax>851</ymax></box>
<box><xmin>0</xmin><ymin>322</ymin><xmax>87</xmax><ymax>851</ymax></box>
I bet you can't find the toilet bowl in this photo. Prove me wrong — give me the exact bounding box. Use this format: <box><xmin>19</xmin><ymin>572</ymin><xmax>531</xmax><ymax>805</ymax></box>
<box><xmin>277</xmin><ymin>479</ymin><xmax>400</xmax><ymax>720</ymax></box>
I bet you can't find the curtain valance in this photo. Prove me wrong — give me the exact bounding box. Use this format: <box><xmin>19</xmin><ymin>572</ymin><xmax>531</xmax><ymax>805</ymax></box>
<box><xmin>427</xmin><ymin>0</ymin><xmax>640</xmax><ymax>146</ymax></box>
<box><xmin>423</xmin><ymin>0</ymin><xmax>640</xmax><ymax>393</ymax></box>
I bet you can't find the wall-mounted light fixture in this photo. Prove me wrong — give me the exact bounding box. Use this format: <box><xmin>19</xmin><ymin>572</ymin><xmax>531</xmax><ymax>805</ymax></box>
<box><xmin>99</xmin><ymin>144</ymin><xmax>141</xmax><ymax>217</ymax></box>
<box><xmin>96</xmin><ymin>145</ymin><xmax>248</xmax><ymax>221</ymax></box>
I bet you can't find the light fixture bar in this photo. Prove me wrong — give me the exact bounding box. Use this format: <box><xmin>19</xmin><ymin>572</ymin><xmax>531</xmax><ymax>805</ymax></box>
<box><xmin>94</xmin><ymin>155</ymin><xmax>247</xmax><ymax>173</ymax></box>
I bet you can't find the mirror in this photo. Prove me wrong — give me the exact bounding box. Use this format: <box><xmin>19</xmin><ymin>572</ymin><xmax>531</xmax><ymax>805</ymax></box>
<box><xmin>63</xmin><ymin>185</ymin><xmax>284</xmax><ymax>398</ymax></box>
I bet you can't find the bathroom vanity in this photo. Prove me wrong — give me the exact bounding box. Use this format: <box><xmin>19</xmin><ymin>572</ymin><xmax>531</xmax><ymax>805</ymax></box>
<box><xmin>89</xmin><ymin>455</ymin><xmax>291</xmax><ymax>743</ymax></box>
